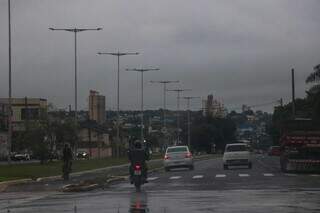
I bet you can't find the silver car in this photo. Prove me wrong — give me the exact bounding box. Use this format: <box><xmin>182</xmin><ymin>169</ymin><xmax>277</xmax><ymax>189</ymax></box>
<box><xmin>163</xmin><ymin>146</ymin><xmax>194</xmax><ymax>171</ymax></box>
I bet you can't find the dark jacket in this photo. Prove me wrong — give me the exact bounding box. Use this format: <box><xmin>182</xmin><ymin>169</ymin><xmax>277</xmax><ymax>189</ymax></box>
<box><xmin>62</xmin><ymin>147</ymin><xmax>73</xmax><ymax>162</ymax></box>
<box><xmin>128</xmin><ymin>148</ymin><xmax>149</xmax><ymax>165</ymax></box>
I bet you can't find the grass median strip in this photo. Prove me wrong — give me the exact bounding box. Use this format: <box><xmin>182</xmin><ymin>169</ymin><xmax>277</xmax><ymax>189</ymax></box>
<box><xmin>0</xmin><ymin>154</ymin><xmax>218</xmax><ymax>183</ymax></box>
<box><xmin>0</xmin><ymin>154</ymin><xmax>163</xmax><ymax>183</ymax></box>
<box><xmin>0</xmin><ymin>158</ymin><xmax>128</xmax><ymax>182</ymax></box>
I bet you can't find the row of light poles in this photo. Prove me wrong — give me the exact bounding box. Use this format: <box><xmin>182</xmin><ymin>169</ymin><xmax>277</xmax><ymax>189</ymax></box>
<box><xmin>48</xmin><ymin>25</ymin><xmax>193</xmax><ymax>152</ymax></box>
<box><xmin>5</xmin><ymin>0</ymin><xmax>200</xmax><ymax>162</ymax></box>
<box><xmin>166</xmin><ymin>89</ymin><xmax>191</xmax><ymax>145</ymax></box>
<box><xmin>150</xmin><ymin>81</ymin><xmax>179</xmax><ymax>129</ymax></box>
<box><xmin>97</xmin><ymin>52</ymin><xmax>139</xmax><ymax>157</ymax></box>
<box><xmin>126</xmin><ymin>68</ymin><xmax>160</xmax><ymax>143</ymax></box>
<box><xmin>49</xmin><ymin>27</ymin><xmax>102</xmax><ymax>152</ymax></box>
<box><xmin>183</xmin><ymin>97</ymin><xmax>200</xmax><ymax>148</ymax></box>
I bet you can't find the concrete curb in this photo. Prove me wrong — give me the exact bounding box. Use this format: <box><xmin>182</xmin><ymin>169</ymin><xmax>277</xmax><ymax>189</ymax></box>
<box><xmin>0</xmin><ymin>178</ymin><xmax>32</xmax><ymax>192</ymax></box>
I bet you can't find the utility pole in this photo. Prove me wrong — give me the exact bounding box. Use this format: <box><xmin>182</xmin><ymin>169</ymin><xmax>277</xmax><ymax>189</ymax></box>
<box><xmin>49</xmin><ymin>27</ymin><xmax>102</xmax><ymax>152</ymax></box>
<box><xmin>7</xmin><ymin>0</ymin><xmax>12</xmax><ymax>164</ymax></box>
<box><xmin>126</xmin><ymin>68</ymin><xmax>160</xmax><ymax>142</ymax></box>
<box><xmin>150</xmin><ymin>80</ymin><xmax>179</xmax><ymax>129</ymax></box>
<box><xmin>167</xmin><ymin>89</ymin><xmax>191</xmax><ymax>145</ymax></box>
<box><xmin>97</xmin><ymin>51</ymin><xmax>139</xmax><ymax>157</ymax></box>
<box><xmin>183</xmin><ymin>97</ymin><xmax>200</xmax><ymax>149</ymax></box>
<box><xmin>291</xmin><ymin>68</ymin><xmax>296</xmax><ymax>118</ymax></box>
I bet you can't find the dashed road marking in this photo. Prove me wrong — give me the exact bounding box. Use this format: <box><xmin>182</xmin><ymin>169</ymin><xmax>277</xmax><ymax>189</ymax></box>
<box><xmin>285</xmin><ymin>173</ymin><xmax>297</xmax><ymax>177</ymax></box>
<box><xmin>263</xmin><ymin>173</ymin><xmax>274</xmax><ymax>177</ymax></box>
<box><xmin>192</xmin><ymin>175</ymin><xmax>204</xmax><ymax>179</ymax></box>
<box><xmin>169</xmin><ymin>176</ymin><xmax>181</xmax><ymax>180</ymax></box>
<box><xmin>147</xmin><ymin>177</ymin><xmax>159</xmax><ymax>181</ymax></box>
<box><xmin>215</xmin><ymin>174</ymin><xmax>226</xmax><ymax>178</ymax></box>
<box><xmin>239</xmin><ymin>174</ymin><xmax>250</xmax><ymax>177</ymax></box>
<box><xmin>310</xmin><ymin>174</ymin><xmax>320</xmax><ymax>177</ymax></box>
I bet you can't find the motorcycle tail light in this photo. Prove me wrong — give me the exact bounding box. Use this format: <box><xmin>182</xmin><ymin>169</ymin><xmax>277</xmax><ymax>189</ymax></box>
<box><xmin>134</xmin><ymin>164</ymin><xmax>141</xmax><ymax>170</ymax></box>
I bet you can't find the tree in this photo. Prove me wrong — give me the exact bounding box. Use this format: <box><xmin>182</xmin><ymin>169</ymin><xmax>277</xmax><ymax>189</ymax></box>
<box><xmin>190</xmin><ymin>116</ymin><xmax>236</xmax><ymax>153</ymax></box>
<box><xmin>12</xmin><ymin>115</ymin><xmax>78</xmax><ymax>163</ymax></box>
<box><xmin>306</xmin><ymin>64</ymin><xmax>320</xmax><ymax>120</ymax></box>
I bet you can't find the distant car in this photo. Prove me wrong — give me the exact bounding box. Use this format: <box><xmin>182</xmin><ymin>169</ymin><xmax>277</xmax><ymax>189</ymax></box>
<box><xmin>223</xmin><ymin>143</ymin><xmax>252</xmax><ymax>170</ymax></box>
<box><xmin>163</xmin><ymin>146</ymin><xmax>194</xmax><ymax>171</ymax></box>
<box><xmin>268</xmin><ymin>146</ymin><xmax>281</xmax><ymax>156</ymax></box>
<box><xmin>11</xmin><ymin>153</ymin><xmax>31</xmax><ymax>161</ymax></box>
<box><xmin>254</xmin><ymin>149</ymin><xmax>264</xmax><ymax>154</ymax></box>
<box><xmin>76</xmin><ymin>151</ymin><xmax>89</xmax><ymax>159</ymax></box>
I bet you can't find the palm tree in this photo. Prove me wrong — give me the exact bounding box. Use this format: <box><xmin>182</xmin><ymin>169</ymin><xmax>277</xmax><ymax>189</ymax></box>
<box><xmin>306</xmin><ymin>64</ymin><xmax>320</xmax><ymax>120</ymax></box>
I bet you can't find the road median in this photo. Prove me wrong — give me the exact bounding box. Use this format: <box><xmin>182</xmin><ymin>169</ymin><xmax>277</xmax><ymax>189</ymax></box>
<box><xmin>1</xmin><ymin>154</ymin><xmax>220</xmax><ymax>192</ymax></box>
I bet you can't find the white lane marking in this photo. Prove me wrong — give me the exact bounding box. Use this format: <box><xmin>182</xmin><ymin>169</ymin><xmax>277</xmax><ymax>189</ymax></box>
<box><xmin>192</xmin><ymin>175</ymin><xmax>204</xmax><ymax>179</ymax></box>
<box><xmin>263</xmin><ymin>173</ymin><xmax>274</xmax><ymax>177</ymax></box>
<box><xmin>285</xmin><ymin>173</ymin><xmax>297</xmax><ymax>177</ymax></box>
<box><xmin>310</xmin><ymin>174</ymin><xmax>320</xmax><ymax>177</ymax></box>
<box><xmin>239</xmin><ymin>174</ymin><xmax>250</xmax><ymax>177</ymax></box>
<box><xmin>169</xmin><ymin>176</ymin><xmax>181</xmax><ymax>180</ymax></box>
<box><xmin>147</xmin><ymin>177</ymin><xmax>159</xmax><ymax>181</ymax></box>
<box><xmin>215</xmin><ymin>174</ymin><xmax>226</xmax><ymax>178</ymax></box>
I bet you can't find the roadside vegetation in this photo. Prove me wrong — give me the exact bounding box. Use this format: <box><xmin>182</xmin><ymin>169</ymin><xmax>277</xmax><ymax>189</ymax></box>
<box><xmin>0</xmin><ymin>154</ymin><xmax>162</xmax><ymax>182</ymax></box>
<box><xmin>270</xmin><ymin>64</ymin><xmax>320</xmax><ymax>145</ymax></box>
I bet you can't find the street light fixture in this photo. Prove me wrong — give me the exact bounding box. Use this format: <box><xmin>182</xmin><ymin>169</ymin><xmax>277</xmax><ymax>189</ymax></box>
<box><xmin>183</xmin><ymin>96</ymin><xmax>200</xmax><ymax>149</ymax></box>
<box><xmin>149</xmin><ymin>80</ymin><xmax>179</xmax><ymax>129</ymax></box>
<box><xmin>49</xmin><ymin>27</ymin><xmax>102</xmax><ymax>152</ymax></box>
<box><xmin>97</xmin><ymin>51</ymin><xmax>139</xmax><ymax>157</ymax></box>
<box><xmin>167</xmin><ymin>89</ymin><xmax>191</xmax><ymax>145</ymax></box>
<box><xmin>126</xmin><ymin>68</ymin><xmax>160</xmax><ymax>142</ymax></box>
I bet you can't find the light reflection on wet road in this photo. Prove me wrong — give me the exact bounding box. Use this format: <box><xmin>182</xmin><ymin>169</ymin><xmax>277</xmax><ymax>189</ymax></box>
<box><xmin>3</xmin><ymin>189</ymin><xmax>320</xmax><ymax>213</ymax></box>
<box><xmin>1</xmin><ymin>155</ymin><xmax>320</xmax><ymax>213</ymax></box>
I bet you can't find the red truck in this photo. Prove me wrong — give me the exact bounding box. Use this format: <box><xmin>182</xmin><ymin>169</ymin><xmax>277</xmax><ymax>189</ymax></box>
<box><xmin>279</xmin><ymin>119</ymin><xmax>320</xmax><ymax>173</ymax></box>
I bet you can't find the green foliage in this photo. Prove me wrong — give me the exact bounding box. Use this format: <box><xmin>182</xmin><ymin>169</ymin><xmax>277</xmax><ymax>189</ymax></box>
<box><xmin>306</xmin><ymin>64</ymin><xmax>320</xmax><ymax>120</ymax></box>
<box><xmin>270</xmin><ymin>63</ymin><xmax>320</xmax><ymax>144</ymax></box>
<box><xmin>13</xmin><ymin>117</ymin><xmax>78</xmax><ymax>164</ymax></box>
<box><xmin>190</xmin><ymin>117</ymin><xmax>236</xmax><ymax>152</ymax></box>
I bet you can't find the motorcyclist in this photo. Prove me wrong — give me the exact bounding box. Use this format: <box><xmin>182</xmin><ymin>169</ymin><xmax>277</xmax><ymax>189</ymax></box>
<box><xmin>128</xmin><ymin>139</ymin><xmax>150</xmax><ymax>184</ymax></box>
<box><xmin>62</xmin><ymin>143</ymin><xmax>73</xmax><ymax>180</ymax></box>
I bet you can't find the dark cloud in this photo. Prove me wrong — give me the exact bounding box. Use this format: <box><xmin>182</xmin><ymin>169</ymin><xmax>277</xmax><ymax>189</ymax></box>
<box><xmin>0</xmin><ymin>0</ymin><xmax>320</xmax><ymax>112</ymax></box>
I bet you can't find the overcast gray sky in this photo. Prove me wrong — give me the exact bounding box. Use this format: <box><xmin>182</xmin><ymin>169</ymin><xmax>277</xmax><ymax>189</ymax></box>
<box><xmin>0</xmin><ymin>0</ymin><xmax>319</xmax><ymax>112</ymax></box>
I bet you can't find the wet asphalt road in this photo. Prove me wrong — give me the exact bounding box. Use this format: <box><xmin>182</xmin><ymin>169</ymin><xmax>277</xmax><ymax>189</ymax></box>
<box><xmin>1</xmin><ymin>154</ymin><xmax>320</xmax><ymax>213</ymax></box>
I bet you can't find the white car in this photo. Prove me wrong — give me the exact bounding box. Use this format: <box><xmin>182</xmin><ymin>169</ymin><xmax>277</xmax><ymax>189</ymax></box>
<box><xmin>223</xmin><ymin>143</ymin><xmax>252</xmax><ymax>170</ymax></box>
<box><xmin>163</xmin><ymin>146</ymin><xmax>194</xmax><ymax>171</ymax></box>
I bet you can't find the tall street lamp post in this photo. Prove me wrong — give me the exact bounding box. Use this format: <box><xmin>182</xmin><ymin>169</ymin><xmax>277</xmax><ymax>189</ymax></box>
<box><xmin>49</xmin><ymin>27</ymin><xmax>102</xmax><ymax>152</ymax></box>
<box><xmin>149</xmin><ymin>80</ymin><xmax>179</xmax><ymax>130</ymax></box>
<box><xmin>126</xmin><ymin>68</ymin><xmax>159</xmax><ymax>142</ymax></box>
<box><xmin>97</xmin><ymin>51</ymin><xmax>139</xmax><ymax>157</ymax></box>
<box><xmin>167</xmin><ymin>89</ymin><xmax>191</xmax><ymax>145</ymax></box>
<box><xmin>183</xmin><ymin>97</ymin><xmax>200</xmax><ymax>149</ymax></box>
<box><xmin>7</xmin><ymin>0</ymin><xmax>12</xmax><ymax>164</ymax></box>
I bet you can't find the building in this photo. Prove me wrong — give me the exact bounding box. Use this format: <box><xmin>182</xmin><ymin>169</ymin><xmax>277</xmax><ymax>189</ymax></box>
<box><xmin>89</xmin><ymin>90</ymin><xmax>106</xmax><ymax>124</ymax></box>
<box><xmin>202</xmin><ymin>94</ymin><xmax>226</xmax><ymax>118</ymax></box>
<box><xmin>78</xmin><ymin>121</ymin><xmax>112</xmax><ymax>158</ymax></box>
<box><xmin>0</xmin><ymin>98</ymin><xmax>47</xmax><ymax>131</ymax></box>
